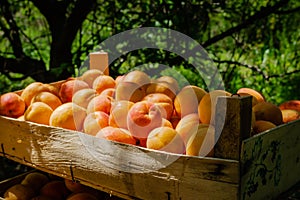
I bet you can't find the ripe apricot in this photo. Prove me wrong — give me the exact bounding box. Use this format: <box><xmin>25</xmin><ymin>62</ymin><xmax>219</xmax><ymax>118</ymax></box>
<box><xmin>50</xmin><ymin>102</ymin><xmax>87</xmax><ymax>131</ymax></box>
<box><xmin>59</xmin><ymin>79</ymin><xmax>90</xmax><ymax>103</ymax></box>
<box><xmin>237</xmin><ymin>87</ymin><xmax>265</xmax><ymax>103</ymax></box>
<box><xmin>281</xmin><ymin>109</ymin><xmax>300</xmax><ymax>123</ymax></box>
<box><xmin>21</xmin><ymin>172</ymin><xmax>49</xmax><ymax>192</ymax></box>
<box><xmin>21</xmin><ymin>82</ymin><xmax>54</xmax><ymax>107</ymax></box>
<box><xmin>95</xmin><ymin>126</ymin><xmax>137</xmax><ymax>145</ymax></box>
<box><xmin>83</xmin><ymin>111</ymin><xmax>109</xmax><ymax>136</ymax></box>
<box><xmin>79</xmin><ymin>69</ymin><xmax>103</xmax><ymax>88</ymax></box>
<box><xmin>143</xmin><ymin>93</ymin><xmax>174</xmax><ymax>120</ymax></box>
<box><xmin>115</xmin><ymin>81</ymin><xmax>146</xmax><ymax>103</ymax></box>
<box><xmin>252</xmin><ymin>102</ymin><xmax>283</xmax><ymax>125</ymax></box>
<box><xmin>92</xmin><ymin>75</ymin><xmax>116</xmax><ymax>94</ymax></box>
<box><xmin>31</xmin><ymin>91</ymin><xmax>62</xmax><ymax>110</ymax></box>
<box><xmin>174</xmin><ymin>85</ymin><xmax>207</xmax><ymax>117</ymax></box>
<box><xmin>252</xmin><ymin>120</ymin><xmax>276</xmax><ymax>135</ymax></box>
<box><xmin>146</xmin><ymin>126</ymin><xmax>185</xmax><ymax>154</ymax></box>
<box><xmin>4</xmin><ymin>184</ymin><xmax>35</xmax><ymax>200</ymax></box>
<box><xmin>0</xmin><ymin>92</ymin><xmax>26</xmax><ymax>118</ymax></box>
<box><xmin>198</xmin><ymin>90</ymin><xmax>231</xmax><ymax>125</ymax></box>
<box><xmin>24</xmin><ymin>102</ymin><xmax>53</xmax><ymax>125</ymax></box>
<box><xmin>109</xmin><ymin>100</ymin><xmax>134</xmax><ymax>129</ymax></box>
<box><xmin>146</xmin><ymin>81</ymin><xmax>176</xmax><ymax>100</ymax></box>
<box><xmin>122</xmin><ymin>70</ymin><xmax>151</xmax><ymax>90</ymax></box>
<box><xmin>156</xmin><ymin>75</ymin><xmax>180</xmax><ymax>94</ymax></box>
<box><xmin>186</xmin><ymin>124</ymin><xmax>215</xmax><ymax>157</ymax></box>
<box><xmin>40</xmin><ymin>180</ymin><xmax>70</xmax><ymax>200</ymax></box>
<box><xmin>86</xmin><ymin>94</ymin><xmax>113</xmax><ymax>115</ymax></box>
<box><xmin>175</xmin><ymin>113</ymin><xmax>200</xmax><ymax>145</ymax></box>
<box><xmin>279</xmin><ymin>100</ymin><xmax>300</xmax><ymax>112</ymax></box>
<box><xmin>72</xmin><ymin>88</ymin><xmax>97</xmax><ymax>109</ymax></box>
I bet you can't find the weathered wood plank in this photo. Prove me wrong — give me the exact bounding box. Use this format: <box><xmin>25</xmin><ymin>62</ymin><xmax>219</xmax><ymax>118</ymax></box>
<box><xmin>0</xmin><ymin>116</ymin><xmax>239</xmax><ymax>200</ymax></box>
<box><xmin>215</xmin><ymin>96</ymin><xmax>252</xmax><ymax>160</ymax></box>
<box><xmin>240</xmin><ymin>119</ymin><xmax>300</xmax><ymax>200</ymax></box>
<box><xmin>89</xmin><ymin>51</ymin><xmax>109</xmax><ymax>75</ymax></box>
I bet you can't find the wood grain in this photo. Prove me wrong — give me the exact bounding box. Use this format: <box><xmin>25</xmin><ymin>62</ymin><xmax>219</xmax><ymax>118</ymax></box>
<box><xmin>240</xmin><ymin>119</ymin><xmax>300</xmax><ymax>200</ymax></box>
<box><xmin>0</xmin><ymin>116</ymin><xmax>239</xmax><ymax>200</ymax></box>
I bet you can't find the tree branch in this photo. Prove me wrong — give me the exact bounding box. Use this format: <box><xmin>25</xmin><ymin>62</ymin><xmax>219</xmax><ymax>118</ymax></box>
<box><xmin>0</xmin><ymin>0</ymin><xmax>24</xmax><ymax>57</ymax></box>
<box><xmin>213</xmin><ymin>59</ymin><xmax>300</xmax><ymax>80</ymax></box>
<box><xmin>62</xmin><ymin>0</ymin><xmax>97</xmax><ymax>49</ymax></box>
<box><xmin>202</xmin><ymin>0</ymin><xmax>289</xmax><ymax>48</ymax></box>
<box><xmin>0</xmin><ymin>56</ymin><xmax>47</xmax><ymax>82</ymax></box>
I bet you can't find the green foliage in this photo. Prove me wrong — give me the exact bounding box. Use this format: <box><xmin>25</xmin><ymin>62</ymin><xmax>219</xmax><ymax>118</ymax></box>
<box><xmin>0</xmin><ymin>0</ymin><xmax>299</xmax><ymax>105</ymax></box>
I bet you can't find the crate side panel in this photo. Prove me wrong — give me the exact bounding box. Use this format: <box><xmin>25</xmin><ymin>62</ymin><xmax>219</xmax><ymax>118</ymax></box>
<box><xmin>240</xmin><ymin>119</ymin><xmax>300</xmax><ymax>200</ymax></box>
<box><xmin>0</xmin><ymin>116</ymin><xmax>239</xmax><ymax>200</ymax></box>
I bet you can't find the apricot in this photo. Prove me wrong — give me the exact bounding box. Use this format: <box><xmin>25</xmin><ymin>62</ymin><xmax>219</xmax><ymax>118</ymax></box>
<box><xmin>174</xmin><ymin>85</ymin><xmax>207</xmax><ymax>117</ymax></box>
<box><xmin>175</xmin><ymin>113</ymin><xmax>200</xmax><ymax>145</ymax></box>
<box><xmin>64</xmin><ymin>179</ymin><xmax>90</xmax><ymax>193</ymax></box>
<box><xmin>21</xmin><ymin>82</ymin><xmax>56</xmax><ymax>107</ymax></box>
<box><xmin>115</xmin><ymin>75</ymin><xmax>125</xmax><ymax>85</ymax></box>
<box><xmin>4</xmin><ymin>184</ymin><xmax>35</xmax><ymax>200</ymax></box>
<box><xmin>83</xmin><ymin>111</ymin><xmax>109</xmax><ymax>136</ymax></box>
<box><xmin>59</xmin><ymin>79</ymin><xmax>90</xmax><ymax>103</ymax></box>
<box><xmin>198</xmin><ymin>90</ymin><xmax>231</xmax><ymax>125</ymax></box>
<box><xmin>253</xmin><ymin>120</ymin><xmax>276</xmax><ymax>135</ymax></box>
<box><xmin>79</xmin><ymin>69</ymin><xmax>103</xmax><ymax>88</ymax></box>
<box><xmin>31</xmin><ymin>91</ymin><xmax>62</xmax><ymax>110</ymax></box>
<box><xmin>86</xmin><ymin>94</ymin><xmax>113</xmax><ymax>115</ymax></box>
<box><xmin>146</xmin><ymin>127</ymin><xmax>185</xmax><ymax>154</ymax></box>
<box><xmin>279</xmin><ymin>100</ymin><xmax>300</xmax><ymax>112</ymax></box>
<box><xmin>127</xmin><ymin>101</ymin><xmax>163</xmax><ymax>146</ymax></box>
<box><xmin>44</xmin><ymin>84</ymin><xmax>60</xmax><ymax>96</ymax></box>
<box><xmin>21</xmin><ymin>172</ymin><xmax>49</xmax><ymax>192</ymax></box>
<box><xmin>72</xmin><ymin>88</ymin><xmax>97</xmax><ymax>109</ymax></box>
<box><xmin>49</xmin><ymin>102</ymin><xmax>87</xmax><ymax>131</ymax></box>
<box><xmin>162</xmin><ymin>118</ymin><xmax>173</xmax><ymax>128</ymax></box>
<box><xmin>145</xmin><ymin>81</ymin><xmax>176</xmax><ymax>100</ymax></box>
<box><xmin>95</xmin><ymin>126</ymin><xmax>137</xmax><ymax>145</ymax></box>
<box><xmin>0</xmin><ymin>92</ymin><xmax>25</xmax><ymax>118</ymax></box>
<box><xmin>156</xmin><ymin>75</ymin><xmax>180</xmax><ymax>94</ymax></box>
<box><xmin>92</xmin><ymin>75</ymin><xmax>116</xmax><ymax>94</ymax></box>
<box><xmin>252</xmin><ymin>102</ymin><xmax>283</xmax><ymax>125</ymax></box>
<box><xmin>109</xmin><ymin>100</ymin><xmax>134</xmax><ymax>129</ymax></box>
<box><xmin>281</xmin><ymin>109</ymin><xmax>300</xmax><ymax>123</ymax></box>
<box><xmin>122</xmin><ymin>70</ymin><xmax>151</xmax><ymax>90</ymax></box>
<box><xmin>100</xmin><ymin>87</ymin><xmax>115</xmax><ymax>98</ymax></box>
<box><xmin>40</xmin><ymin>180</ymin><xmax>70</xmax><ymax>200</ymax></box>
<box><xmin>143</xmin><ymin>93</ymin><xmax>174</xmax><ymax>120</ymax></box>
<box><xmin>186</xmin><ymin>124</ymin><xmax>215</xmax><ymax>157</ymax></box>
<box><xmin>237</xmin><ymin>87</ymin><xmax>265</xmax><ymax>103</ymax></box>
<box><xmin>115</xmin><ymin>81</ymin><xmax>146</xmax><ymax>103</ymax></box>
<box><xmin>24</xmin><ymin>102</ymin><xmax>53</xmax><ymax>125</ymax></box>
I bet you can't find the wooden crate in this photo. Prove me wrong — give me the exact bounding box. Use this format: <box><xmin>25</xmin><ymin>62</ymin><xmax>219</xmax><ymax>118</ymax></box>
<box><xmin>0</xmin><ymin>94</ymin><xmax>299</xmax><ymax>200</ymax></box>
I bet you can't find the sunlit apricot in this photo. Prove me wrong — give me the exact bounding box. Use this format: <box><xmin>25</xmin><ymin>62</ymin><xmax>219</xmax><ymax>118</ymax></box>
<box><xmin>24</xmin><ymin>102</ymin><xmax>53</xmax><ymax>125</ymax></box>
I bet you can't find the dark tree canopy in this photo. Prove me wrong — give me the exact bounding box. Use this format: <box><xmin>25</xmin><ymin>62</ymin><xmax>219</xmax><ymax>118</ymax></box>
<box><xmin>0</xmin><ymin>0</ymin><xmax>299</xmax><ymax>104</ymax></box>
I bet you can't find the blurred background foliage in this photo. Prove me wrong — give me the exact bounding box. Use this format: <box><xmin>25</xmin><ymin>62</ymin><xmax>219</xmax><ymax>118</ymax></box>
<box><xmin>0</xmin><ymin>0</ymin><xmax>299</xmax><ymax>180</ymax></box>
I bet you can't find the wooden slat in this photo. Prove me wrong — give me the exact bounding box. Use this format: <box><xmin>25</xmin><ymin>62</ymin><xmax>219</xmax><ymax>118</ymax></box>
<box><xmin>0</xmin><ymin>116</ymin><xmax>239</xmax><ymax>200</ymax></box>
<box><xmin>89</xmin><ymin>51</ymin><xmax>109</xmax><ymax>75</ymax></box>
<box><xmin>214</xmin><ymin>96</ymin><xmax>252</xmax><ymax>160</ymax></box>
<box><xmin>240</xmin><ymin>119</ymin><xmax>300</xmax><ymax>200</ymax></box>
